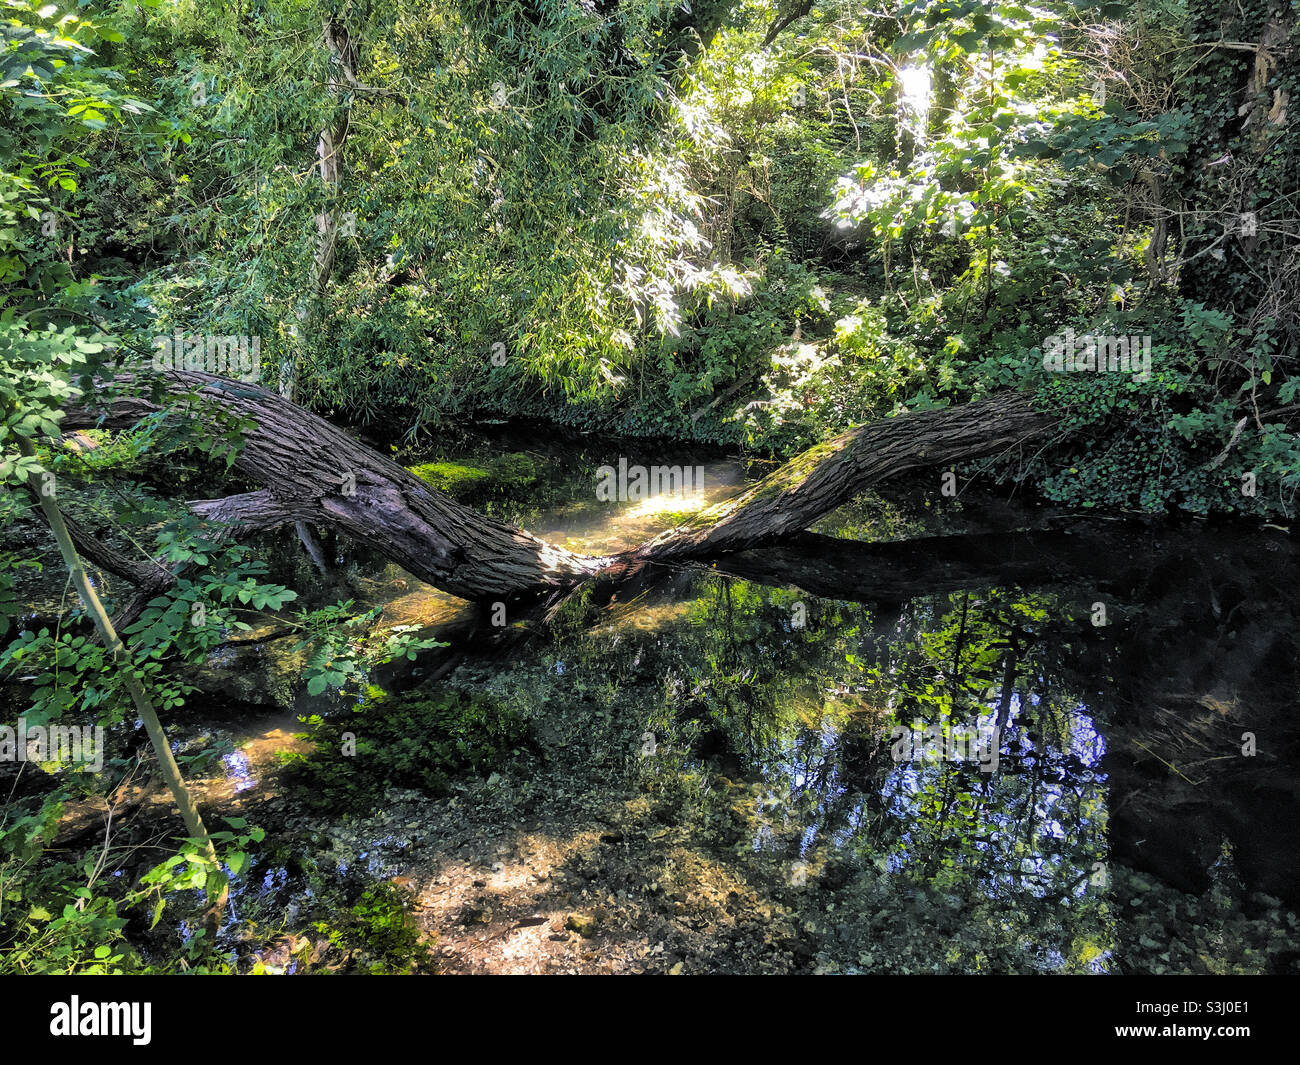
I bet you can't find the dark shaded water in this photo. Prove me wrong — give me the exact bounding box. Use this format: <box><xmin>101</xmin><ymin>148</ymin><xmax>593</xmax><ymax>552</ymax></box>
<box><xmin>423</xmin><ymin>508</ymin><xmax>1299</xmax><ymax>972</ymax></box>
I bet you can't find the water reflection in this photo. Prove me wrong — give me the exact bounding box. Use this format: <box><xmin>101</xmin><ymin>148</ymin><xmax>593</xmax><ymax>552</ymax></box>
<box><xmin>222</xmin><ymin>750</ymin><xmax>257</xmax><ymax>793</ymax></box>
<box><xmin>459</xmin><ymin>522</ymin><xmax>1300</xmax><ymax>972</ymax></box>
<box><xmin>141</xmin><ymin>423</ymin><xmax>1300</xmax><ymax>972</ymax></box>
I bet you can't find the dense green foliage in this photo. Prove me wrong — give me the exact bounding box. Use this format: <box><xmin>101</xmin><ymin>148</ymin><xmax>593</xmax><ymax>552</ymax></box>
<box><xmin>4</xmin><ymin>0</ymin><xmax>1293</xmax><ymax>504</ymax></box>
<box><xmin>3</xmin><ymin>0</ymin><xmax>1295</xmax><ymax>503</ymax></box>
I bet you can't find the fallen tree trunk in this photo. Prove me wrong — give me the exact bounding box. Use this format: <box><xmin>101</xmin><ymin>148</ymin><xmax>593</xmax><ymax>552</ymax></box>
<box><xmin>63</xmin><ymin>373</ymin><xmax>603</xmax><ymax>601</ymax></box>
<box><xmin>632</xmin><ymin>391</ymin><xmax>1055</xmax><ymax>565</ymax></box>
<box><xmin>62</xmin><ymin>374</ymin><xmax>1058</xmax><ymax>602</ymax></box>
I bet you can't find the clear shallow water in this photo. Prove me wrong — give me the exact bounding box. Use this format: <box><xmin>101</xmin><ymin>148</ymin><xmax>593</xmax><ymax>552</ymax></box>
<box><xmin>84</xmin><ymin>432</ymin><xmax>1300</xmax><ymax>971</ymax></box>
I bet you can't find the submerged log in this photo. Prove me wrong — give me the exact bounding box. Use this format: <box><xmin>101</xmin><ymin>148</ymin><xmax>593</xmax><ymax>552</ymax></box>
<box><xmin>61</xmin><ymin>373</ymin><xmax>1058</xmax><ymax>602</ymax></box>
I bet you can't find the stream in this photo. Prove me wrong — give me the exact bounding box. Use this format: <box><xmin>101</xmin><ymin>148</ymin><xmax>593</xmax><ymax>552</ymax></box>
<box><xmin>15</xmin><ymin>428</ymin><xmax>1300</xmax><ymax>974</ymax></box>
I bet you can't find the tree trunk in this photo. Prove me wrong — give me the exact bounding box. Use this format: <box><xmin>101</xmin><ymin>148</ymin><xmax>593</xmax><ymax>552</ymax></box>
<box><xmin>64</xmin><ymin>373</ymin><xmax>602</xmax><ymax>601</ymax></box>
<box><xmin>631</xmin><ymin>390</ymin><xmax>1054</xmax><ymax>566</ymax></box>
<box><xmin>63</xmin><ymin>374</ymin><xmax>1057</xmax><ymax>602</ymax></box>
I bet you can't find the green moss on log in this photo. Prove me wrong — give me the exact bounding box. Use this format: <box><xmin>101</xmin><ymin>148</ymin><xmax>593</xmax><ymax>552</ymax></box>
<box><xmin>406</xmin><ymin>452</ymin><xmax>541</xmax><ymax>502</ymax></box>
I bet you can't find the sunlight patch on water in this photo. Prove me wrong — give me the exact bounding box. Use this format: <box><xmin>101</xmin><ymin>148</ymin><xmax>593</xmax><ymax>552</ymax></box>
<box><xmin>222</xmin><ymin>750</ymin><xmax>257</xmax><ymax>793</ymax></box>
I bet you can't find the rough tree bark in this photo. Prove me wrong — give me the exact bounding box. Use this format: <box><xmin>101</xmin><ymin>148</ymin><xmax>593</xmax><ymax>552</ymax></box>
<box><xmin>61</xmin><ymin>373</ymin><xmax>1057</xmax><ymax>603</ymax></box>
<box><xmin>629</xmin><ymin>391</ymin><xmax>1054</xmax><ymax>565</ymax></box>
<box><xmin>64</xmin><ymin>374</ymin><xmax>604</xmax><ymax>602</ymax></box>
